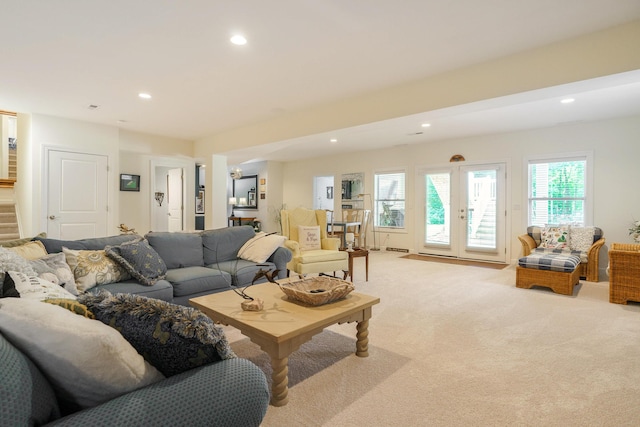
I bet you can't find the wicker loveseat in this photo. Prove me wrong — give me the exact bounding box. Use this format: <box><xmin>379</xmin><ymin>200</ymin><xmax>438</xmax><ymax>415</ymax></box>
<box><xmin>608</xmin><ymin>242</ymin><xmax>640</xmax><ymax>304</ymax></box>
<box><xmin>517</xmin><ymin>226</ymin><xmax>605</xmax><ymax>282</ymax></box>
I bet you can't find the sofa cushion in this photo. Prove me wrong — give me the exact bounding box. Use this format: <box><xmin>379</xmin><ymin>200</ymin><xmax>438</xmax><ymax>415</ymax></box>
<box><xmin>214</xmin><ymin>259</ymin><xmax>277</xmax><ymax>287</ymax></box>
<box><xmin>0</xmin><ymin>298</ymin><xmax>164</xmax><ymax>412</ymax></box>
<box><xmin>0</xmin><ymin>333</ymin><xmax>61</xmax><ymax>425</ymax></box>
<box><xmin>146</xmin><ymin>232</ymin><xmax>204</xmax><ymax>269</ymax></box>
<box><xmin>29</xmin><ymin>252</ymin><xmax>78</xmax><ymax>295</ymax></box>
<box><xmin>165</xmin><ymin>266</ymin><xmax>232</xmax><ymax>297</ymax></box>
<box><xmin>92</xmin><ymin>279</ymin><xmax>174</xmax><ymax>302</ymax></box>
<box><xmin>105</xmin><ymin>239</ymin><xmax>167</xmax><ymax>285</ymax></box>
<box><xmin>35</xmin><ymin>234</ymin><xmax>140</xmax><ymax>253</ymax></box>
<box><xmin>78</xmin><ymin>290</ymin><xmax>236</xmax><ymax>377</ymax></box>
<box><xmin>63</xmin><ymin>248</ymin><xmax>131</xmax><ymax>292</ymax></box>
<box><xmin>298</xmin><ymin>225</ymin><xmax>322</xmax><ymax>250</ymax></box>
<box><xmin>202</xmin><ymin>226</ymin><xmax>255</xmax><ymax>265</ymax></box>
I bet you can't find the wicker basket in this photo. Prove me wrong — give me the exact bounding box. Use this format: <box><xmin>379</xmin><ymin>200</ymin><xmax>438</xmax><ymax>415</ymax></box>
<box><xmin>278</xmin><ymin>276</ymin><xmax>355</xmax><ymax>306</ymax></box>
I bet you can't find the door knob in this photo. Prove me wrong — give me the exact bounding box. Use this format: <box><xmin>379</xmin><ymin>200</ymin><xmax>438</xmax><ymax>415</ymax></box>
<box><xmin>49</xmin><ymin>215</ymin><xmax>56</xmax><ymax>220</ymax></box>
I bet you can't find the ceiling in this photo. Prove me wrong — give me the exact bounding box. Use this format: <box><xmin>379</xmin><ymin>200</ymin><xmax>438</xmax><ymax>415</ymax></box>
<box><xmin>2</xmin><ymin>1</ymin><xmax>640</xmax><ymax>164</ymax></box>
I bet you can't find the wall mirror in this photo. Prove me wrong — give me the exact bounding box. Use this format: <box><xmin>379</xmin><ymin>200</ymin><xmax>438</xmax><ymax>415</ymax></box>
<box><xmin>0</xmin><ymin>110</ymin><xmax>18</xmax><ymax>186</ymax></box>
<box><xmin>232</xmin><ymin>174</ymin><xmax>258</xmax><ymax>209</ymax></box>
<box><xmin>340</xmin><ymin>172</ymin><xmax>364</xmax><ymax>209</ymax></box>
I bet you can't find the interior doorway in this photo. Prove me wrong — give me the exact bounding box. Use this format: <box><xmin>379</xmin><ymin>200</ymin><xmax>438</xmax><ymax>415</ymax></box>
<box><xmin>313</xmin><ymin>175</ymin><xmax>335</xmax><ymax>210</ymax></box>
<box><xmin>152</xmin><ymin>164</ymin><xmax>185</xmax><ymax>232</ymax></box>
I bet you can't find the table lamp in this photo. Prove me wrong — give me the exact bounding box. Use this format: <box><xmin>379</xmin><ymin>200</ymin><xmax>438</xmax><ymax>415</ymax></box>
<box><xmin>228</xmin><ymin>197</ymin><xmax>237</xmax><ymax>216</ymax></box>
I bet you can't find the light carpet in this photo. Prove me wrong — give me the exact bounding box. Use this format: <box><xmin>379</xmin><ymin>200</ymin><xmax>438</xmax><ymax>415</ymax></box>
<box><xmin>222</xmin><ymin>251</ymin><xmax>640</xmax><ymax>427</ymax></box>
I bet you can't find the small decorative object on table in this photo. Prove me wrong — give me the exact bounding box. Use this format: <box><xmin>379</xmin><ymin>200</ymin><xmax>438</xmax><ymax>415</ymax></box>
<box><xmin>278</xmin><ymin>276</ymin><xmax>355</xmax><ymax>306</ymax></box>
<box><xmin>236</xmin><ymin>268</ymin><xmax>279</xmax><ymax>311</ymax></box>
<box><xmin>345</xmin><ymin>232</ymin><xmax>355</xmax><ymax>252</ymax></box>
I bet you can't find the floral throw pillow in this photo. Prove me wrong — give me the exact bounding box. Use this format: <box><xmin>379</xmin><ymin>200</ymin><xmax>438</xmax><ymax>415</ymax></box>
<box><xmin>540</xmin><ymin>225</ymin><xmax>570</xmax><ymax>249</ymax></box>
<box><xmin>62</xmin><ymin>247</ymin><xmax>131</xmax><ymax>293</ymax></box>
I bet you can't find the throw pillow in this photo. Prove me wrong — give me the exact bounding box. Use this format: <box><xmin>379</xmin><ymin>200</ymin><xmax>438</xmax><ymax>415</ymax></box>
<box><xmin>0</xmin><ymin>298</ymin><xmax>164</xmax><ymax>412</ymax></box>
<box><xmin>0</xmin><ymin>246</ymin><xmax>37</xmax><ymax>283</ymax></box>
<box><xmin>0</xmin><ymin>232</ymin><xmax>47</xmax><ymax>248</ymax></box>
<box><xmin>29</xmin><ymin>252</ymin><xmax>79</xmax><ymax>295</ymax></box>
<box><xmin>569</xmin><ymin>226</ymin><xmax>595</xmax><ymax>252</ymax></box>
<box><xmin>298</xmin><ymin>225</ymin><xmax>321</xmax><ymax>251</ymax></box>
<box><xmin>44</xmin><ymin>298</ymin><xmax>95</xmax><ymax>319</ymax></box>
<box><xmin>7</xmin><ymin>241</ymin><xmax>48</xmax><ymax>260</ymax></box>
<box><xmin>238</xmin><ymin>232</ymin><xmax>287</xmax><ymax>263</ymax></box>
<box><xmin>5</xmin><ymin>271</ymin><xmax>77</xmax><ymax>301</ymax></box>
<box><xmin>78</xmin><ymin>290</ymin><xmax>236</xmax><ymax>377</ymax></box>
<box><xmin>62</xmin><ymin>247</ymin><xmax>131</xmax><ymax>293</ymax></box>
<box><xmin>105</xmin><ymin>239</ymin><xmax>167</xmax><ymax>286</ymax></box>
<box><xmin>540</xmin><ymin>225</ymin><xmax>570</xmax><ymax>249</ymax></box>
<box><xmin>0</xmin><ymin>272</ymin><xmax>20</xmax><ymax>298</ymax></box>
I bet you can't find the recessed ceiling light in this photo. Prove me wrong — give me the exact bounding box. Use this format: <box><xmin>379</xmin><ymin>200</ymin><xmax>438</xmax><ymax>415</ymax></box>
<box><xmin>421</xmin><ymin>123</ymin><xmax>431</xmax><ymax>128</ymax></box>
<box><xmin>330</xmin><ymin>138</ymin><xmax>338</xmax><ymax>143</ymax></box>
<box><xmin>561</xmin><ymin>98</ymin><xmax>575</xmax><ymax>104</ymax></box>
<box><xmin>230</xmin><ymin>35</ymin><xmax>247</xmax><ymax>45</ymax></box>
<box><xmin>138</xmin><ymin>93</ymin><xmax>152</xmax><ymax>99</ymax></box>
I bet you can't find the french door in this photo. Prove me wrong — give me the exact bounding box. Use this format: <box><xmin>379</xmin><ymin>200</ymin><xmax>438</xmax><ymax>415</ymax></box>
<box><xmin>417</xmin><ymin>163</ymin><xmax>506</xmax><ymax>263</ymax></box>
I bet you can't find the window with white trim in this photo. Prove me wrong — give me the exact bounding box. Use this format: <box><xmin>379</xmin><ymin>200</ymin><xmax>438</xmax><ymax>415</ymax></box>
<box><xmin>374</xmin><ymin>170</ymin><xmax>405</xmax><ymax>229</ymax></box>
<box><xmin>528</xmin><ymin>156</ymin><xmax>588</xmax><ymax>226</ymax></box>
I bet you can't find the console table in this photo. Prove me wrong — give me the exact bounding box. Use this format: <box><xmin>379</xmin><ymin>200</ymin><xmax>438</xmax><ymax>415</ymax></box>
<box><xmin>228</xmin><ymin>216</ymin><xmax>256</xmax><ymax>227</ymax></box>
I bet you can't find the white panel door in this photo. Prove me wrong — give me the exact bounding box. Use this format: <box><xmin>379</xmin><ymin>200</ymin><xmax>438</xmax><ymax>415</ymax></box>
<box><xmin>167</xmin><ymin>168</ymin><xmax>183</xmax><ymax>231</ymax></box>
<box><xmin>47</xmin><ymin>150</ymin><xmax>108</xmax><ymax>239</ymax></box>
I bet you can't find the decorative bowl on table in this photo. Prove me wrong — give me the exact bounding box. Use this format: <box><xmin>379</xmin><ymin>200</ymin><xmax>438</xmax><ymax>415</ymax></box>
<box><xmin>278</xmin><ymin>276</ymin><xmax>355</xmax><ymax>306</ymax></box>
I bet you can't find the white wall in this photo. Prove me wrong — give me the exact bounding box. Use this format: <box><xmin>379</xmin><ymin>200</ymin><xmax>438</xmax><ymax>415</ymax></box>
<box><xmin>16</xmin><ymin>115</ymin><xmax>195</xmax><ymax>237</ymax></box>
<box><xmin>281</xmin><ymin>115</ymin><xmax>640</xmax><ymax>277</ymax></box>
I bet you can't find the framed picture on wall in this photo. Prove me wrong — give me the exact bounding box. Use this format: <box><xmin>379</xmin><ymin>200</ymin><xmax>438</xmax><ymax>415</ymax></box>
<box><xmin>196</xmin><ymin>190</ymin><xmax>205</xmax><ymax>214</ymax></box>
<box><xmin>326</xmin><ymin>186</ymin><xmax>334</xmax><ymax>199</ymax></box>
<box><xmin>120</xmin><ymin>174</ymin><xmax>140</xmax><ymax>192</ymax></box>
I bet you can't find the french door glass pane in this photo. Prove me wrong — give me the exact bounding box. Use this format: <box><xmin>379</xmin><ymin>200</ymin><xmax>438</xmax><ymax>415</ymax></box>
<box><xmin>425</xmin><ymin>173</ymin><xmax>450</xmax><ymax>245</ymax></box>
<box><xmin>466</xmin><ymin>169</ymin><xmax>497</xmax><ymax>249</ymax></box>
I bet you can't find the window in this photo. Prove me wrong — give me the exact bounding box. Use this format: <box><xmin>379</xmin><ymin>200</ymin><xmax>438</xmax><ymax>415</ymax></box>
<box><xmin>374</xmin><ymin>171</ymin><xmax>405</xmax><ymax>228</ymax></box>
<box><xmin>528</xmin><ymin>155</ymin><xmax>589</xmax><ymax>226</ymax></box>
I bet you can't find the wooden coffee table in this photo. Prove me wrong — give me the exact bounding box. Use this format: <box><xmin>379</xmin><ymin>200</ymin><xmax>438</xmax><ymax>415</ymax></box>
<box><xmin>190</xmin><ymin>281</ymin><xmax>380</xmax><ymax>406</ymax></box>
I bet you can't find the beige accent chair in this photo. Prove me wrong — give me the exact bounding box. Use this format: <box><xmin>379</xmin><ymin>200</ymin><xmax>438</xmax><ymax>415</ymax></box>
<box><xmin>281</xmin><ymin>207</ymin><xmax>349</xmax><ymax>276</ymax></box>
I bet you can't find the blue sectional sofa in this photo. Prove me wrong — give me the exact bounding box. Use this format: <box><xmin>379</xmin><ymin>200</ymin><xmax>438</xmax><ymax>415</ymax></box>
<box><xmin>0</xmin><ymin>226</ymin><xmax>290</xmax><ymax>425</ymax></box>
<box><xmin>0</xmin><ymin>332</ymin><xmax>270</xmax><ymax>426</ymax></box>
<box><xmin>35</xmin><ymin>225</ymin><xmax>292</xmax><ymax>306</ymax></box>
